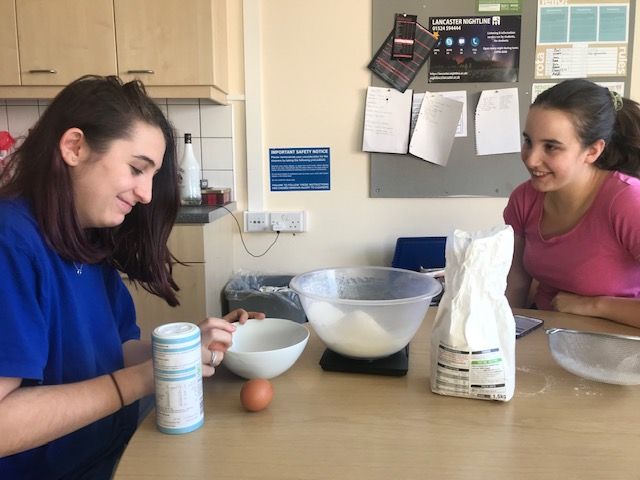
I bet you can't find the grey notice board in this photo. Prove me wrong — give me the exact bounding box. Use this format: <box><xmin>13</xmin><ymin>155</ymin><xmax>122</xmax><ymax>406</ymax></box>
<box><xmin>370</xmin><ymin>0</ymin><xmax>635</xmax><ymax>198</ymax></box>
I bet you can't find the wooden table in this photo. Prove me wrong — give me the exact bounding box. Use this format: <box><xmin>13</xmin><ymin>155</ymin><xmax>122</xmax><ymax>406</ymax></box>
<box><xmin>115</xmin><ymin>309</ymin><xmax>640</xmax><ymax>479</ymax></box>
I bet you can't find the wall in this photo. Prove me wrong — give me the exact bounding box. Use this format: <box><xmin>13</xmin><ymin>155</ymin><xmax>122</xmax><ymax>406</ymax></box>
<box><xmin>0</xmin><ymin>99</ymin><xmax>236</xmax><ymax>194</ymax></box>
<box><xmin>229</xmin><ymin>0</ymin><xmax>510</xmax><ymax>274</ymax></box>
<box><xmin>228</xmin><ymin>0</ymin><xmax>640</xmax><ymax>276</ymax></box>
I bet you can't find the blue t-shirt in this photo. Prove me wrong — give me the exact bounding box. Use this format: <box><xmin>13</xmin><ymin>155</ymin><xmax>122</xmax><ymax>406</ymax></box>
<box><xmin>0</xmin><ymin>198</ymin><xmax>141</xmax><ymax>479</ymax></box>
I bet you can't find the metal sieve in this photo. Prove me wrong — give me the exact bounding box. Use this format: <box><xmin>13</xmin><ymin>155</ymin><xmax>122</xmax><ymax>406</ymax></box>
<box><xmin>546</xmin><ymin>328</ymin><xmax>640</xmax><ymax>385</ymax></box>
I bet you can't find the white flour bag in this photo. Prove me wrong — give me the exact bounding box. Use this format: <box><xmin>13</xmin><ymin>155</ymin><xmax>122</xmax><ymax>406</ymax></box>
<box><xmin>430</xmin><ymin>225</ymin><xmax>515</xmax><ymax>401</ymax></box>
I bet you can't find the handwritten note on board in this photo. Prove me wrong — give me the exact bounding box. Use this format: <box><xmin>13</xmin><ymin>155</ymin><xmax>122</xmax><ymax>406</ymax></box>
<box><xmin>409</xmin><ymin>92</ymin><xmax>463</xmax><ymax>166</ymax></box>
<box><xmin>362</xmin><ymin>86</ymin><xmax>413</xmax><ymax>154</ymax></box>
<box><xmin>475</xmin><ymin>88</ymin><xmax>521</xmax><ymax>156</ymax></box>
<box><xmin>412</xmin><ymin>91</ymin><xmax>467</xmax><ymax>138</ymax></box>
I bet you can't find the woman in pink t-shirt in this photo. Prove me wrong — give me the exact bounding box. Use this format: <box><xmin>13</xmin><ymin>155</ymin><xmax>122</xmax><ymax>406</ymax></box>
<box><xmin>504</xmin><ymin>79</ymin><xmax>640</xmax><ymax>328</ymax></box>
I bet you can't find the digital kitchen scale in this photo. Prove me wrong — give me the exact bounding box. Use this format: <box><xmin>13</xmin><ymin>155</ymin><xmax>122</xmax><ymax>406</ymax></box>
<box><xmin>319</xmin><ymin>345</ymin><xmax>409</xmax><ymax>376</ymax></box>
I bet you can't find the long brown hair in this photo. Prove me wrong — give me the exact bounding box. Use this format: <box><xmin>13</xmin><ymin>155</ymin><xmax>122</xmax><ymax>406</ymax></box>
<box><xmin>0</xmin><ymin>75</ymin><xmax>181</xmax><ymax>305</ymax></box>
<box><xmin>533</xmin><ymin>79</ymin><xmax>640</xmax><ymax>177</ymax></box>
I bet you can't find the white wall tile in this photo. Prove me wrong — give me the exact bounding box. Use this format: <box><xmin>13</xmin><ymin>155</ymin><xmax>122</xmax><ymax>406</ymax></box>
<box><xmin>202</xmin><ymin>169</ymin><xmax>234</xmax><ymax>190</ymax></box>
<box><xmin>7</xmin><ymin>106</ymin><xmax>39</xmax><ymax>139</ymax></box>
<box><xmin>37</xmin><ymin>100</ymin><xmax>50</xmax><ymax>115</ymax></box>
<box><xmin>153</xmin><ymin>99</ymin><xmax>168</xmax><ymax>118</ymax></box>
<box><xmin>0</xmin><ymin>105</ymin><xmax>8</xmax><ymax>131</ymax></box>
<box><xmin>200</xmin><ymin>104</ymin><xmax>233</xmax><ymax>137</ymax></box>
<box><xmin>5</xmin><ymin>99</ymin><xmax>37</xmax><ymax>106</ymax></box>
<box><xmin>201</xmin><ymin>138</ymin><xmax>233</xmax><ymax>170</ymax></box>
<box><xmin>167</xmin><ymin>104</ymin><xmax>201</xmax><ymax>138</ymax></box>
<box><xmin>0</xmin><ymin>99</ymin><xmax>235</xmax><ymax>186</ymax></box>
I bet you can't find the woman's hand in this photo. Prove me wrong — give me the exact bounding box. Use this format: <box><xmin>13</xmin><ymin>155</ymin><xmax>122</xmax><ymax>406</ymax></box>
<box><xmin>551</xmin><ymin>291</ymin><xmax>594</xmax><ymax>316</ymax></box>
<box><xmin>199</xmin><ymin>317</ymin><xmax>236</xmax><ymax>377</ymax></box>
<box><xmin>199</xmin><ymin>309</ymin><xmax>265</xmax><ymax>377</ymax></box>
<box><xmin>551</xmin><ymin>292</ymin><xmax>640</xmax><ymax>328</ymax></box>
<box><xmin>223</xmin><ymin>308</ymin><xmax>266</xmax><ymax>324</ymax></box>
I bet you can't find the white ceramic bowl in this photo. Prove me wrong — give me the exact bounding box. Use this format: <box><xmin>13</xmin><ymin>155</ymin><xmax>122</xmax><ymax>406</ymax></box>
<box><xmin>290</xmin><ymin>266</ymin><xmax>442</xmax><ymax>359</ymax></box>
<box><xmin>223</xmin><ymin>318</ymin><xmax>309</xmax><ymax>379</ymax></box>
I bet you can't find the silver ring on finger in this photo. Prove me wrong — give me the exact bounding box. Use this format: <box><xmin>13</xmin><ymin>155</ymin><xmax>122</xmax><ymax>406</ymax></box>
<box><xmin>210</xmin><ymin>350</ymin><xmax>218</xmax><ymax>368</ymax></box>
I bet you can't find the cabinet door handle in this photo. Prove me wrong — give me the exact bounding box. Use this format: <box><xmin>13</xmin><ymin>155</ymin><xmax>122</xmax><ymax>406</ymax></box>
<box><xmin>127</xmin><ymin>69</ymin><xmax>155</xmax><ymax>74</ymax></box>
<box><xmin>28</xmin><ymin>69</ymin><xmax>57</xmax><ymax>74</ymax></box>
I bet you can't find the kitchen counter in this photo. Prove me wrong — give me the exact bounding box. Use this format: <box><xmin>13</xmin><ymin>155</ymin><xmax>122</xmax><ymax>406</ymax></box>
<box><xmin>175</xmin><ymin>202</ymin><xmax>236</xmax><ymax>224</ymax></box>
<box><xmin>115</xmin><ymin>308</ymin><xmax>640</xmax><ymax>479</ymax></box>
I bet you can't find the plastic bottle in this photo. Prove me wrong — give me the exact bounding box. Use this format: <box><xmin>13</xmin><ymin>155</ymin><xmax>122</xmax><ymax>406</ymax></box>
<box><xmin>179</xmin><ymin>133</ymin><xmax>202</xmax><ymax>205</ymax></box>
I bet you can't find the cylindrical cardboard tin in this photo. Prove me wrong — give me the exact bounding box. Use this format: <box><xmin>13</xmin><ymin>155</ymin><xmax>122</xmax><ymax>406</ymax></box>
<box><xmin>152</xmin><ymin>322</ymin><xmax>204</xmax><ymax>434</ymax></box>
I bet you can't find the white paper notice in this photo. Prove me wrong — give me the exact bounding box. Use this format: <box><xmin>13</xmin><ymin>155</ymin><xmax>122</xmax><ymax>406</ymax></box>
<box><xmin>363</xmin><ymin>86</ymin><xmax>413</xmax><ymax>154</ymax></box>
<box><xmin>475</xmin><ymin>88</ymin><xmax>521</xmax><ymax>156</ymax></box>
<box><xmin>408</xmin><ymin>92</ymin><xmax>463</xmax><ymax>166</ymax></box>
<box><xmin>410</xmin><ymin>93</ymin><xmax>425</xmax><ymax>138</ymax></box>
<box><xmin>437</xmin><ymin>90</ymin><xmax>467</xmax><ymax>137</ymax></box>
<box><xmin>411</xmin><ymin>91</ymin><xmax>467</xmax><ymax>138</ymax></box>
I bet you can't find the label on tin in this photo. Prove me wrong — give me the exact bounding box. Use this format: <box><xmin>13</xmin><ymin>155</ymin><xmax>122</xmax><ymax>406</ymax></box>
<box><xmin>152</xmin><ymin>322</ymin><xmax>204</xmax><ymax>434</ymax></box>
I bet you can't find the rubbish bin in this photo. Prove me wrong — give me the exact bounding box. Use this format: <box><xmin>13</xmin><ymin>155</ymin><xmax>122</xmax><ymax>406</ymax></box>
<box><xmin>223</xmin><ymin>271</ymin><xmax>306</xmax><ymax>323</ymax></box>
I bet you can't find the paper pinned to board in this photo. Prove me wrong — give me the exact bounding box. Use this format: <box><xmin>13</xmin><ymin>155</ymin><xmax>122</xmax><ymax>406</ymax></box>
<box><xmin>409</xmin><ymin>92</ymin><xmax>463</xmax><ymax>166</ymax></box>
<box><xmin>475</xmin><ymin>88</ymin><xmax>521</xmax><ymax>156</ymax></box>
<box><xmin>411</xmin><ymin>91</ymin><xmax>468</xmax><ymax>138</ymax></box>
<box><xmin>362</xmin><ymin>86</ymin><xmax>413</xmax><ymax>154</ymax></box>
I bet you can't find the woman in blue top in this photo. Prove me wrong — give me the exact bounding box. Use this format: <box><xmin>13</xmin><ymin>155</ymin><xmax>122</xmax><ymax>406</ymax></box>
<box><xmin>0</xmin><ymin>75</ymin><xmax>261</xmax><ymax>479</ymax></box>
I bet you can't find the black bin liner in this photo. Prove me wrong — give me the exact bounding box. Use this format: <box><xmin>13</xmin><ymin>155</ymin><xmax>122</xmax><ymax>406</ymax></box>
<box><xmin>223</xmin><ymin>272</ymin><xmax>306</xmax><ymax>323</ymax></box>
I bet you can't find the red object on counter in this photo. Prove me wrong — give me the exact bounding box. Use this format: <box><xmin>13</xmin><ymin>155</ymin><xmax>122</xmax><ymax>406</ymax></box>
<box><xmin>0</xmin><ymin>131</ymin><xmax>15</xmax><ymax>150</ymax></box>
<box><xmin>201</xmin><ymin>187</ymin><xmax>231</xmax><ymax>205</ymax></box>
<box><xmin>0</xmin><ymin>131</ymin><xmax>16</xmax><ymax>175</ymax></box>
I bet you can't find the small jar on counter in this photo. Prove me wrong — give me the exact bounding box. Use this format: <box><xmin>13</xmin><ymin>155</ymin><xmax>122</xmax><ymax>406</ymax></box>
<box><xmin>201</xmin><ymin>187</ymin><xmax>231</xmax><ymax>205</ymax></box>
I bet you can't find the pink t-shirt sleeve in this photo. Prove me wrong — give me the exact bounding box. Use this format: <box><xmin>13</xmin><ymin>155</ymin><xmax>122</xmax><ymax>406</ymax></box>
<box><xmin>503</xmin><ymin>182</ymin><xmax>534</xmax><ymax>238</ymax></box>
<box><xmin>610</xmin><ymin>183</ymin><xmax>640</xmax><ymax>261</ymax></box>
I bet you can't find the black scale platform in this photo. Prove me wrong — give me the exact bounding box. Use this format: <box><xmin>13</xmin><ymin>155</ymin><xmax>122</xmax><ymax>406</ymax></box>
<box><xmin>319</xmin><ymin>345</ymin><xmax>410</xmax><ymax>376</ymax></box>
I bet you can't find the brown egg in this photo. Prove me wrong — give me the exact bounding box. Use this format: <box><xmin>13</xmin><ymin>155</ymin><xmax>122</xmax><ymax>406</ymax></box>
<box><xmin>240</xmin><ymin>379</ymin><xmax>274</xmax><ymax>412</ymax></box>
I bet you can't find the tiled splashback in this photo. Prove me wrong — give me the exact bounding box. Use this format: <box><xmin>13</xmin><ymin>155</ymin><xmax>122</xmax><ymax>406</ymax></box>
<box><xmin>0</xmin><ymin>99</ymin><xmax>235</xmax><ymax>198</ymax></box>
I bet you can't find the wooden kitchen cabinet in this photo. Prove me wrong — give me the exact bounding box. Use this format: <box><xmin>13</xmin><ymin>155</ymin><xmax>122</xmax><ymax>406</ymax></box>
<box><xmin>15</xmin><ymin>0</ymin><xmax>117</xmax><ymax>86</ymax></box>
<box><xmin>125</xmin><ymin>215</ymin><xmax>234</xmax><ymax>341</ymax></box>
<box><xmin>0</xmin><ymin>0</ymin><xmax>229</xmax><ymax>102</ymax></box>
<box><xmin>0</xmin><ymin>0</ymin><xmax>20</xmax><ymax>85</ymax></box>
<box><xmin>115</xmin><ymin>0</ymin><xmax>228</xmax><ymax>102</ymax></box>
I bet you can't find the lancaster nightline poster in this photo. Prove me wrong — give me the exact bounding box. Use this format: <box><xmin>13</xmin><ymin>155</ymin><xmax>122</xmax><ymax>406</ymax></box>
<box><xmin>428</xmin><ymin>15</ymin><xmax>522</xmax><ymax>83</ymax></box>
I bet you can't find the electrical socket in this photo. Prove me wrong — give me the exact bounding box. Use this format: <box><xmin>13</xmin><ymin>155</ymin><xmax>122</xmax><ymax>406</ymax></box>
<box><xmin>243</xmin><ymin>211</ymin><xmax>270</xmax><ymax>232</ymax></box>
<box><xmin>270</xmin><ymin>211</ymin><xmax>306</xmax><ymax>232</ymax></box>
<box><xmin>243</xmin><ymin>210</ymin><xmax>308</xmax><ymax>233</ymax></box>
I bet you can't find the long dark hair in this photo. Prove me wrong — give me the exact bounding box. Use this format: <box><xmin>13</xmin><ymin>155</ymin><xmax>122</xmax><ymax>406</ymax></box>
<box><xmin>532</xmin><ymin>79</ymin><xmax>640</xmax><ymax>177</ymax></box>
<box><xmin>0</xmin><ymin>75</ymin><xmax>181</xmax><ymax>306</ymax></box>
